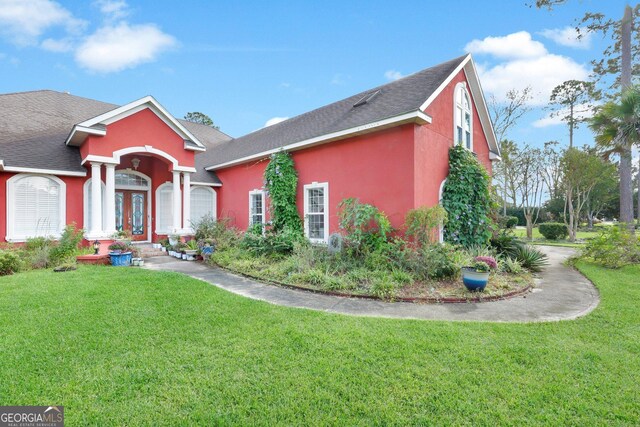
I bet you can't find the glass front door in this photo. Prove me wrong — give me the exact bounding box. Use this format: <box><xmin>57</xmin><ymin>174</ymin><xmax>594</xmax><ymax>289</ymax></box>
<box><xmin>115</xmin><ymin>190</ymin><xmax>147</xmax><ymax>241</ymax></box>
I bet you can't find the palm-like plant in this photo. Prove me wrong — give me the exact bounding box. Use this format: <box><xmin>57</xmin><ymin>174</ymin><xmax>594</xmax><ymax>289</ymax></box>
<box><xmin>589</xmin><ymin>86</ymin><xmax>640</xmax><ymax>228</ymax></box>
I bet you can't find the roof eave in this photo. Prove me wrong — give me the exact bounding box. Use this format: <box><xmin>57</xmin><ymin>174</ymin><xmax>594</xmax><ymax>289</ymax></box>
<box><xmin>206</xmin><ymin>110</ymin><xmax>432</xmax><ymax>171</ymax></box>
<box><xmin>65</xmin><ymin>124</ymin><xmax>107</xmax><ymax>146</ymax></box>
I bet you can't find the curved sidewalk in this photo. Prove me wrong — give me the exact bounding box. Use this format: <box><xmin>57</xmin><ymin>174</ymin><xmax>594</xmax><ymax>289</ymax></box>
<box><xmin>143</xmin><ymin>246</ymin><xmax>599</xmax><ymax>322</ymax></box>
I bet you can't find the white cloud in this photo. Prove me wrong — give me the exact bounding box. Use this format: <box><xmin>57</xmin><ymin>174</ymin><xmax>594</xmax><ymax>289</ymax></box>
<box><xmin>384</xmin><ymin>70</ymin><xmax>404</xmax><ymax>81</ymax></box>
<box><xmin>479</xmin><ymin>54</ymin><xmax>589</xmax><ymax>106</ymax></box>
<box><xmin>540</xmin><ymin>26</ymin><xmax>592</xmax><ymax>49</ymax></box>
<box><xmin>75</xmin><ymin>22</ymin><xmax>176</xmax><ymax>73</ymax></box>
<box><xmin>465</xmin><ymin>31</ymin><xmax>547</xmax><ymax>59</ymax></box>
<box><xmin>95</xmin><ymin>0</ymin><xmax>129</xmax><ymax>20</ymax></box>
<box><xmin>0</xmin><ymin>0</ymin><xmax>86</xmax><ymax>45</ymax></box>
<box><xmin>41</xmin><ymin>37</ymin><xmax>74</xmax><ymax>52</ymax></box>
<box><xmin>532</xmin><ymin>103</ymin><xmax>595</xmax><ymax>128</ymax></box>
<box><xmin>264</xmin><ymin>117</ymin><xmax>288</xmax><ymax>127</ymax></box>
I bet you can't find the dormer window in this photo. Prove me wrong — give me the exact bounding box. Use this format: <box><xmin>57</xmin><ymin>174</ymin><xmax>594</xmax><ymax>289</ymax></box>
<box><xmin>454</xmin><ymin>84</ymin><xmax>472</xmax><ymax>150</ymax></box>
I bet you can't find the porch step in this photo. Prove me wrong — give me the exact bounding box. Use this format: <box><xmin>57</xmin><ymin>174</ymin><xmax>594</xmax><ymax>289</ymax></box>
<box><xmin>133</xmin><ymin>243</ymin><xmax>167</xmax><ymax>259</ymax></box>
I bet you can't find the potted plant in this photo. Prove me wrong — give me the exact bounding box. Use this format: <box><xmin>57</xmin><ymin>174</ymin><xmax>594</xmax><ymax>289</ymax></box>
<box><xmin>108</xmin><ymin>241</ymin><xmax>133</xmax><ymax>266</ymax></box>
<box><xmin>184</xmin><ymin>239</ymin><xmax>198</xmax><ymax>260</ymax></box>
<box><xmin>461</xmin><ymin>256</ymin><xmax>497</xmax><ymax>292</ymax></box>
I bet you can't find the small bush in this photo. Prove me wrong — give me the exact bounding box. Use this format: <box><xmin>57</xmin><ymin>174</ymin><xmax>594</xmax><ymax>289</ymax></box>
<box><xmin>338</xmin><ymin>198</ymin><xmax>392</xmax><ymax>255</ymax></box>
<box><xmin>539</xmin><ymin>223</ymin><xmax>569</xmax><ymax>240</ymax></box>
<box><xmin>242</xmin><ymin>226</ymin><xmax>304</xmax><ymax>256</ymax></box>
<box><xmin>512</xmin><ymin>245</ymin><xmax>548</xmax><ymax>272</ymax></box>
<box><xmin>30</xmin><ymin>246</ymin><xmax>52</xmax><ymax>269</ymax></box>
<box><xmin>0</xmin><ymin>250</ymin><xmax>21</xmax><ymax>276</ymax></box>
<box><xmin>500</xmin><ymin>257</ymin><xmax>523</xmax><ymax>274</ymax></box>
<box><xmin>490</xmin><ymin>233</ymin><xmax>524</xmax><ymax>257</ymax></box>
<box><xmin>421</xmin><ymin>244</ymin><xmax>459</xmax><ymax>280</ymax></box>
<box><xmin>404</xmin><ymin>205</ymin><xmax>447</xmax><ymax>247</ymax></box>
<box><xmin>50</xmin><ymin>223</ymin><xmax>83</xmax><ymax>265</ymax></box>
<box><xmin>504</xmin><ymin>216</ymin><xmax>519</xmax><ymax>229</ymax></box>
<box><xmin>194</xmin><ymin>216</ymin><xmax>241</xmax><ymax>251</ymax></box>
<box><xmin>25</xmin><ymin>236</ymin><xmax>54</xmax><ymax>251</ymax></box>
<box><xmin>581</xmin><ymin>226</ymin><xmax>640</xmax><ymax>268</ymax></box>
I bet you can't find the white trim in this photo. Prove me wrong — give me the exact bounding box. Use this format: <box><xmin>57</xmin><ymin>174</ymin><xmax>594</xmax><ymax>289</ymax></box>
<box><xmin>82</xmin><ymin>146</ymin><xmax>197</xmax><ymax>173</ymax></box>
<box><xmin>191</xmin><ymin>181</ymin><xmax>222</xmax><ymax>187</ymax></box>
<box><xmin>65</xmin><ymin>125</ymin><xmax>106</xmax><ymax>146</ymax></box>
<box><xmin>67</xmin><ymin>95</ymin><xmax>206</xmax><ymax>150</ymax></box>
<box><xmin>83</xmin><ymin>178</ymin><xmax>107</xmax><ymax>233</ymax></box>
<box><xmin>206</xmin><ymin>110</ymin><xmax>432</xmax><ymax>170</ymax></box>
<box><xmin>453</xmin><ymin>82</ymin><xmax>473</xmax><ymax>152</ymax></box>
<box><xmin>0</xmin><ymin>160</ymin><xmax>4</xmax><ymax>170</ymax></box>
<box><xmin>303</xmin><ymin>181</ymin><xmax>329</xmax><ymax>244</ymax></box>
<box><xmin>0</xmin><ymin>165</ymin><xmax>86</xmax><ymax>177</ymax></box>
<box><xmin>438</xmin><ymin>179</ymin><xmax>447</xmax><ymax>244</ymax></box>
<box><xmin>155</xmin><ymin>182</ymin><xmax>174</xmax><ymax>235</ymax></box>
<box><xmin>6</xmin><ymin>173</ymin><xmax>66</xmax><ymax>242</ymax></box>
<box><xmin>489</xmin><ymin>152</ymin><xmax>502</xmax><ymax>161</ymax></box>
<box><xmin>248</xmin><ymin>189</ymin><xmax>266</xmax><ymax>227</ymax></box>
<box><xmin>190</xmin><ymin>186</ymin><xmax>217</xmax><ymax>225</ymax></box>
<box><xmin>419</xmin><ymin>54</ymin><xmax>471</xmax><ymax>112</ymax></box>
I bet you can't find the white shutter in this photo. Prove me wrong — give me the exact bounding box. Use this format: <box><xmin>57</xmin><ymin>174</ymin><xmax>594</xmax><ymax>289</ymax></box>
<box><xmin>14</xmin><ymin>176</ymin><xmax>61</xmax><ymax>237</ymax></box>
<box><xmin>190</xmin><ymin>187</ymin><xmax>214</xmax><ymax>224</ymax></box>
<box><xmin>156</xmin><ymin>184</ymin><xmax>173</xmax><ymax>233</ymax></box>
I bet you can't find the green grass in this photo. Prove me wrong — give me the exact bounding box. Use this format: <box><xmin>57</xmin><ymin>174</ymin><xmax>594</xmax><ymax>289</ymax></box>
<box><xmin>0</xmin><ymin>264</ymin><xmax>638</xmax><ymax>425</ymax></box>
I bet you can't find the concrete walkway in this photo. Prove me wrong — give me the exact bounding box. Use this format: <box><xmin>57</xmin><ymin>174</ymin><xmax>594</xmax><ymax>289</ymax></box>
<box><xmin>143</xmin><ymin>246</ymin><xmax>599</xmax><ymax>322</ymax></box>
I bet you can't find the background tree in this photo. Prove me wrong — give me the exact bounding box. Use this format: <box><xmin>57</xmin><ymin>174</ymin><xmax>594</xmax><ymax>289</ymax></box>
<box><xmin>541</xmin><ymin>141</ymin><xmax>563</xmax><ymax>199</ymax></box>
<box><xmin>585</xmin><ymin>159</ymin><xmax>618</xmax><ymax>228</ymax></box>
<box><xmin>589</xmin><ymin>85</ymin><xmax>640</xmax><ymax>228</ymax></box>
<box><xmin>535</xmin><ymin>2</ymin><xmax>637</xmax><ymax>230</ymax></box>
<box><xmin>548</xmin><ymin>80</ymin><xmax>598</xmax><ymax>148</ymax></box>
<box><xmin>487</xmin><ymin>87</ymin><xmax>533</xmax><ymax>214</ymax></box>
<box><xmin>184</xmin><ymin>112</ymin><xmax>220</xmax><ymax>129</ymax></box>
<box><xmin>515</xmin><ymin>145</ymin><xmax>546</xmax><ymax>239</ymax></box>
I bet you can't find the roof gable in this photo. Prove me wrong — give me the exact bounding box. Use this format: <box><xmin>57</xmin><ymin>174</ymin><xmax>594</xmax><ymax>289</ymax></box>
<box><xmin>65</xmin><ymin>95</ymin><xmax>206</xmax><ymax>151</ymax></box>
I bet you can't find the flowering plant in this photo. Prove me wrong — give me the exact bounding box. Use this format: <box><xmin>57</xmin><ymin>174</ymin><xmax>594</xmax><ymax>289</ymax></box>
<box><xmin>108</xmin><ymin>241</ymin><xmax>131</xmax><ymax>253</ymax></box>
<box><xmin>474</xmin><ymin>256</ymin><xmax>497</xmax><ymax>270</ymax></box>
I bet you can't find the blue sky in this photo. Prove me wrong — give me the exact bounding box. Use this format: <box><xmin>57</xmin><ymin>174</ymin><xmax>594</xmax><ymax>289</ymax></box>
<box><xmin>0</xmin><ymin>0</ymin><xmax>632</xmax><ymax>146</ymax></box>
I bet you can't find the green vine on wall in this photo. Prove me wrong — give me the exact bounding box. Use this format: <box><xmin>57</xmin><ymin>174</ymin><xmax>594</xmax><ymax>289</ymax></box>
<box><xmin>441</xmin><ymin>145</ymin><xmax>492</xmax><ymax>247</ymax></box>
<box><xmin>263</xmin><ymin>151</ymin><xmax>303</xmax><ymax>235</ymax></box>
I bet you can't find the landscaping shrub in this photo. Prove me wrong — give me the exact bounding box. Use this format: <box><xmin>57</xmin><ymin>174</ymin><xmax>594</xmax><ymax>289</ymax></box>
<box><xmin>50</xmin><ymin>223</ymin><xmax>83</xmax><ymax>265</ymax></box>
<box><xmin>538</xmin><ymin>222</ymin><xmax>569</xmax><ymax>240</ymax></box>
<box><xmin>404</xmin><ymin>205</ymin><xmax>447</xmax><ymax>247</ymax></box>
<box><xmin>442</xmin><ymin>145</ymin><xmax>492</xmax><ymax>248</ymax></box>
<box><xmin>0</xmin><ymin>250</ymin><xmax>20</xmax><ymax>276</ymax></box>
<box><xmin>194</xmin><ymin>216</ymin><xmax>240</xmax><ymax>251</ymax></box>
<box><xmin>242</xmin><ymin>226</ymin><xmax>303</xmax><ymax>256</ymax></box>
<box><xmin>25</xmin><ymin>236</ymin><xmax>54</xmax><ymax>252</ymax></box>
<box><xmin>505</xmin><ymin>216</ymin><xmax>519</xmax><ymax>229</ymax></box>
<box><xmin>30</xmin><ymin>246</ymin><xmax>52</xmax><ymax>269</ymax></box>
<box><xmin>338</xmin><ymin>198</ymin><xmax>391</xmax><ymax>255</ymax></box>
<box><xmin>490</xmin><ymin>232</ymin><xmax>524</xmax><ymax>257</ymax></box>
<box><xmin>581</xmin><ymin>226</ymin><xmax>640</xmax><ymax>268</ymax></box>
<box><xmin>500</xmin><ymin>257</ymin><xmax>523</xmax><ymax>274</ymax></box>
<box><xmin>511</xmin><ymin>245</ymin><xmax>548</xmax><ymax>272</ymax></box>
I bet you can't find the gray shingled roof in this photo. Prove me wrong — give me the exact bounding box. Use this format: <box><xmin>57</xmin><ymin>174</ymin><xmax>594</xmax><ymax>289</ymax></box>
<box><xmin>0</xmin><ymin>90</ymin><xmax>230</xmax><ymax>183</ymax></box>
<box><xmin>201</xmin><ymin>55</ymin><xmax>468</xmax><ymax>169</ymax></box>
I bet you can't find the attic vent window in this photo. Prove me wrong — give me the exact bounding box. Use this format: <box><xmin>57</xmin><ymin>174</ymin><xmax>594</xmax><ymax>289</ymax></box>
<box><xmin>353</xmin><ymin>90</ymin><xmax>381</xmax><ymax>108</ymax></box>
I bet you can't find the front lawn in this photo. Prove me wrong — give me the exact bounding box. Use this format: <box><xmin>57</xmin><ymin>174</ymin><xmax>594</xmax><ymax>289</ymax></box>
<box><xmin>0</xmin><ymin>264</ymin><xmax>638</xmax><ymax>425</ymax></box>
<box><xmin>512</xmin><ymin>226</ymin><xmax>598</xmax><ymax>246</ymax></box>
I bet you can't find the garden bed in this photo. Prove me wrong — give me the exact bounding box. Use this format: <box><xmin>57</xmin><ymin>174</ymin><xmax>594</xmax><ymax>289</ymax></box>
<box><xmin>210</xmin><ymin>248</ymin><xmax>536</xmax><ymax>303</ymax></box>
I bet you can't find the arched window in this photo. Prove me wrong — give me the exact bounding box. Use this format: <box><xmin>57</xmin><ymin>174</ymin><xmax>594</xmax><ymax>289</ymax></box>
<box><xmin>454</xmin><ymin>83</ymin><xmax>472</xmax><ymax>150</ymax></box>
<box><xmin>7</xmin><ymin>174</ymin><xmax>66</xmax><ymax>240</ymax></box>
<box><xmin>83</xmin><ymin>179</ymin><xmax>106</xmax><ymax>232</ymax></box>
<box><xmin>190</xmin><ymin>186</ymin><xmax>217</xmax><ymax>225</ymax></box>
<box><xmin>155</xmin><ymin>183</ymin><xmax>173</xmax><ymax>234</ymax></box>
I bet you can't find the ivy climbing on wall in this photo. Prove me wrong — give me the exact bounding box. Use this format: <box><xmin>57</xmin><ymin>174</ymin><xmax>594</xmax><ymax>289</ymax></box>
<box><xmin>263</xmin><ymin>151</ymin><xmax>303</xmax><ymax>235</ymax></box>
<box><xmin>441</xmin><ymin>145</ymin><xmax>492</xmax><ymax>247</ymax></box>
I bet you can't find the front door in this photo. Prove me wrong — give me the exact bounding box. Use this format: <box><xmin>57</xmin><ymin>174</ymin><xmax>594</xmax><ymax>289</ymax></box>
<box><xmin>115</xmin><ymin>190</ymin><xmax>147</xmax><ymax>241</ymax></box>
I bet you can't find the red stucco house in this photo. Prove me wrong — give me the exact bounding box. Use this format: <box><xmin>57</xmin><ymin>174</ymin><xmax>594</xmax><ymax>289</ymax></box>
<box><xmin>0</xmin><ymin>54</ymin><xmax>499</xmax><ymax>247</ymax></box>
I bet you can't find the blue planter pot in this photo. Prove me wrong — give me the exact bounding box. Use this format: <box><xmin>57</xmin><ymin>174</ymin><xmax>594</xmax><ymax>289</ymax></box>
<box><xmin>462</xmin><ymin>267</ymin><xmax>489</xmax><ymax>292</ymax></box>
<box><xmin>109</xmin><ymin>251</ymin><xmax>132</xmax><ymax>267</ymax></box>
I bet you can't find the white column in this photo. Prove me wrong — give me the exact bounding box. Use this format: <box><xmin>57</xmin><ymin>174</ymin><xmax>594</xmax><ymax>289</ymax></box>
<box><xmin>90</xmin><ymin>162</ymin><xmax>103</xmax><ymax>237</ymax></box>
<box><xmin>172</xmin><ymin>170</ymin><xmax>182</xmax><ymax>233</ymax></box>
<box><xmin>182</xmin><ymin>172</ymin><xmax>191</xmax><ymax>232</ymax></box>
<box><xmin>104</xmin><ymin>163</ymin><xmax>116</xmax><ymax>236</ymax></box>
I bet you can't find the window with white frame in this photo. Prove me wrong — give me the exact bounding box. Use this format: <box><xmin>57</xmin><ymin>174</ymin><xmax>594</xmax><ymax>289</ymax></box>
<box><xmin>7</xmin><ymin>174</ymin><xmax>65</xmax><ymax>240</ymax></box>
<box><xmin>249</xmin><ymin>190</ymin><xmax>265</xmax><ymax>226</ymax></box>
<box><xmin>454</xmin><ymin>84</ymin><xmax>472</xmax><ymax>150</ymax></box>
<box><xmin>83</xmin><ymin>179</ymin><xmax>106</xmax><ymax>232</ymax></box>
<box><xmin>303</xmin><ymin>182</ymin><xmax>329</xmax><ymax>243</ymax></box>
<box><xmin>191</xmin><ymin>186</ymin><xmax>216</xmax><ymax>225</ymax></box>
<box><xmin>155</xmin><ymin>183</ymin><xmax>173</xmax><ymax>234</ymax></box>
